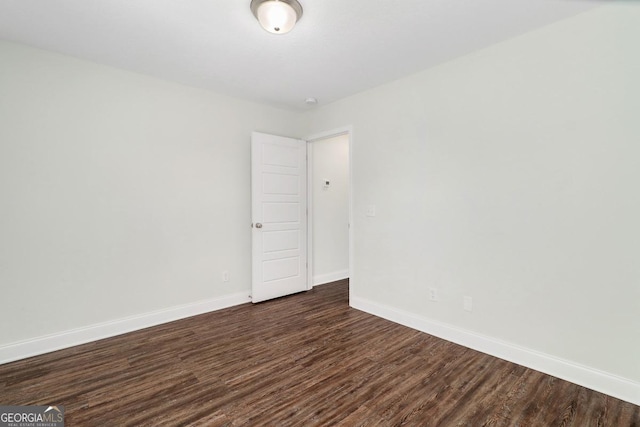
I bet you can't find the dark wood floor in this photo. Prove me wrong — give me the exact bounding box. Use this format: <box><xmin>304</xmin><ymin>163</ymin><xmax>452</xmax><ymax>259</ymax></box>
<box><xmin>1</xmin><ymin>280</ymin><xmax>638</xmax><ymax>426</ymax></box>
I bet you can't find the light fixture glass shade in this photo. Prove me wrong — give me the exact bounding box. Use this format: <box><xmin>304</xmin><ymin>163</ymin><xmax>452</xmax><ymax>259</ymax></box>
<box><xmin>255</xmin><ymin>0</ymin><xmax>299</xmax><ymax>34</ymax></box>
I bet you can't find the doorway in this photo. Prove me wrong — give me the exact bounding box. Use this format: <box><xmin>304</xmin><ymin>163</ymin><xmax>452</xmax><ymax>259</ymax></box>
<box><xmin>307</xmin><ymin>129</ymin><xmax>352</xmax><ymax>289</ymax></box>
<box><xmin>251</xmin><ymin>129</ymin><xmax>352</xmax><ymax>303</ymax></box>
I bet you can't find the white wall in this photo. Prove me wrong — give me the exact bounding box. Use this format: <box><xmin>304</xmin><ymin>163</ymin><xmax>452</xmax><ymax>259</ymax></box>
<box><xmin>0</xmin><ymin>41</ymin><xmax>303</xmax><ymax>351</ymax></box>
<box><xmin>311</xmin><ymin>135</ymin><xmax>349</xmax><ymax>285</ymax></box>
<box><xmin>1</xmin><ymin>3</ymin><xmax>639</xmax><ymax>405</ymax></box>
<box><xmin>305</xmin><ymin>4</ymin><xmax>640</xmax><ymax>402</ymax></box>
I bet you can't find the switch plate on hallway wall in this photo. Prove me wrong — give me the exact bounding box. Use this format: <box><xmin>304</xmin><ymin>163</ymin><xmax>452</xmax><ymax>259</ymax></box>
<box><xmin>464</xmin><ymin>296</ymin><xmax>473</xmax><ymax>312</ymax></box>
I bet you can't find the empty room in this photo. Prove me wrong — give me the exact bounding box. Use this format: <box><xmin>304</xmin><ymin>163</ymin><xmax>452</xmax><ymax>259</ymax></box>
<box><xmin>0</xmin><ymin>0</ymin><xmax>639</xmax><ymax>425</ymax></box>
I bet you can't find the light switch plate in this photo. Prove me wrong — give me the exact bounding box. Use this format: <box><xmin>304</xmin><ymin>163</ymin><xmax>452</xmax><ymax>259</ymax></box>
<box><xmin>463</xmin><ymin>296</ymin><xmax>473</xmax><ymax>312</ymax></box>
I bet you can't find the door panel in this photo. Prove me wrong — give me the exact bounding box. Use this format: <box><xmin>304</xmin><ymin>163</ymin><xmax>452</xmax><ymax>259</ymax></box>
<box><xmin>262</xmin><ymin>202</ymin><xmax>299</xmax><ymax>223</ymax></box>
<box><xmin>251</xmin><ymin>132</ymin><xmax>307</xmax><ymax>303</ymax></box>
<box><xmin>263</xmin><ymin>230</ymin><xmax>299</xmax><ymax>253</ymax></box>
<box><xmin>263</xmin><ymin>173</ymin><xmax>300</xmax><ymax>194</ymax></box>
<box><xmin>263</xmin><ymin>257</ymin><xmax>300</xmax><ymax>282</ymax></box>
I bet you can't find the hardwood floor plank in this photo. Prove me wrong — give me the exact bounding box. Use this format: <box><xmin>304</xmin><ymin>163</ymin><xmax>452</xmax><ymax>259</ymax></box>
<box><xmin>0</xmin><ymin>280</ymin><xmax>638</xmax><ymax>426</ymax></box>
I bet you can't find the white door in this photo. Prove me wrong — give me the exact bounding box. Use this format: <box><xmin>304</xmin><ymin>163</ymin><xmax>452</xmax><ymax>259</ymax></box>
<box><xmin>251</xmin><ymin>132</ymin><xmax>308</xmax><ymax>303</ymax></box>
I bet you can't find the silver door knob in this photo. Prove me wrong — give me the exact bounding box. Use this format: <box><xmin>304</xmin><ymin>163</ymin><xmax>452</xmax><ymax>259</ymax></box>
<box><xmin>255</xmin><ymin>223</ymin><xmax>263</xmax><ymax>229</ymax></box>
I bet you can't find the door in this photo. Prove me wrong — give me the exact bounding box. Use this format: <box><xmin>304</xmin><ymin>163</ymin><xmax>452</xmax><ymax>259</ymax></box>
<box><xmin>251</xmin><ymin>132</ymin><xmax>308</xmax><ymax>303</ymax></box>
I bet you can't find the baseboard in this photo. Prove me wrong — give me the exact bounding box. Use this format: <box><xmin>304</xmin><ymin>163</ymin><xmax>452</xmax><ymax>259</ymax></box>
<box><xmin>350</xmin><ymin>296</ymin><xmax>640</xmax><ymax>406</ymax></box>
<box><xmin>0</xmin><ymin>292</ymin><xmax>251</xmax><ymax>366</ymax></box>
<box><xmin>313</xmin><ymin>269</ymin><xmax>349</xmax><ymax>286</ymax></box>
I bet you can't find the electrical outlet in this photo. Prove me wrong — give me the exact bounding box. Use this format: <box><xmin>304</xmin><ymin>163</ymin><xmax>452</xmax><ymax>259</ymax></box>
<box><xmin>222</xmin><ymin>271</ymin><xmax>230</xmax><ymax>282</ymax></box>
<box><xmin>463</xmin><ymin>296</ymin><xmax>473</xmax><ymax>312</ymax></box>
<box><xmin>366</xmin><ymin>205</ymin><xmax>376</xmax><ymax>217</ymax></box>
<box><xmin>429</xmin><ymin>287</ymin><xmax>438</xmax><ymax>302</ymax></box>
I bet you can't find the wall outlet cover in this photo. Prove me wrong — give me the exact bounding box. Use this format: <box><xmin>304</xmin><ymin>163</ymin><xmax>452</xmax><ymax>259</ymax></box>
<box><xmin>366</xmin><ymin>205</ymin><xmax>376</xmax><ymax>217</ymax></box>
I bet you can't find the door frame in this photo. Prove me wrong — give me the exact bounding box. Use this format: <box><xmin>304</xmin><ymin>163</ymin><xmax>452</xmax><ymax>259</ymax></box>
<box><xmin>305</xmin><ymin>126</ymin><xmax>353</xmax><ymax>299</ymax></box>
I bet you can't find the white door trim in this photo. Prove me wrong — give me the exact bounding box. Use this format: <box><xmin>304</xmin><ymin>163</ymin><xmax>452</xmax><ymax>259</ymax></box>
<box><xmin>305</xmin><ymin>126</ymin><xmax>354</xmax><ymax>300</ymax></box>
<box><xmin>306</xmin><ymin>140</ymin><xmax>314</xmax><ymax>290</ymax></box>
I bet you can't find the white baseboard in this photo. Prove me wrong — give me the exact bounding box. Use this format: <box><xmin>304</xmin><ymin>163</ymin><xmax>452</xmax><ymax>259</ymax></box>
<box><xmin>313</xmin><ymin>269</ymin><xmax>349</xmax><ymax>286</ymax></box>
<box><xmin>350</xmin><ymin>296</ymin><xmax>640</xmax><ymax>406</ymax></box>
<box><xmin>0</xmin><ymin>292</ymin><xmax>251</xmax><ymax>366</ymax></box>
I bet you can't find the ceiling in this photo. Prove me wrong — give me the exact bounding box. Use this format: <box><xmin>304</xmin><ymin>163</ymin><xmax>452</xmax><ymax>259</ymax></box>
<box><xmin>0</xmin><ymin>0</ymin><xmax>600</xmax><ymax>111</ymax></box>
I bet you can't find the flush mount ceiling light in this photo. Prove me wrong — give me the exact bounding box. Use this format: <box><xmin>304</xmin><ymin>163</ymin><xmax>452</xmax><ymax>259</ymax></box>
<box><xmin>250</xmin><ymin>0</ymin><xmax>303</xmax><ymax>35</ymax></box>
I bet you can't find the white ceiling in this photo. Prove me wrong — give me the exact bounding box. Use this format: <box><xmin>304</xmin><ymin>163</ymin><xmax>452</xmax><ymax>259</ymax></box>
<box><xmin>0</xmin><ymin>0</ymin><xmax>600</xmax><ymax>111</ymax></box>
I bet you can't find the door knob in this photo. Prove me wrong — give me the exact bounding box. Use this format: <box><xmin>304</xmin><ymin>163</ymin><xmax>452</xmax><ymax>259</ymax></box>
<box><xmin>255</xmin><ymin>223</ymin><xmax>263</xmax><ymax>229</ymax></box>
